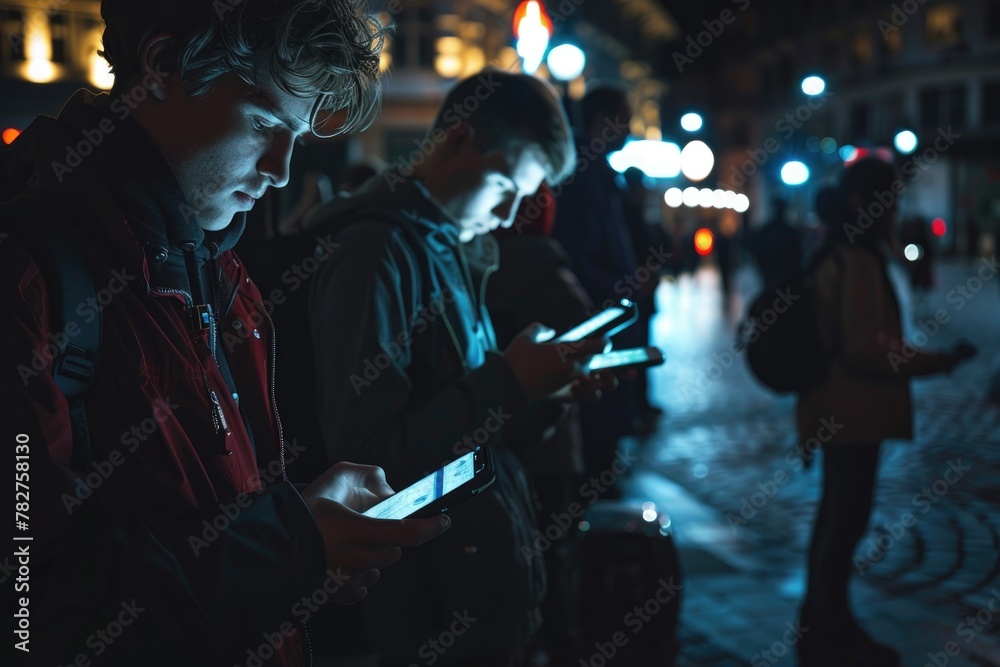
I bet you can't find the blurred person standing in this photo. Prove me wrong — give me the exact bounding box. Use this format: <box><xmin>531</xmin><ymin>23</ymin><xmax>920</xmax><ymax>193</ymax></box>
<box><xmin>551</xmin><ymin>84</ymin><xmax>643</xmax><ymax>481</ymax></box>
<box><xmin>487</xmin><ymin>184</ymin><xmax>593</xmax><ymax>663</ymax></box>
<box><xmin>622</xmin><ymin>167</ymin><xmax>666</xmax><ymax>427</ymax></box>
<box><xmin>796</xmin><ymin>158</ymin><xmax>972</xmax><ymax>667</ymax></box>
<box><xmin>747</xmin><ymin>197</ymin><xmax>803</xmax><ymax>290</ymax></box>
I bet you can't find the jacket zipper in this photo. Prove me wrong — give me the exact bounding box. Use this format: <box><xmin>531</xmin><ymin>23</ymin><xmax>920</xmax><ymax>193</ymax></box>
<box><xmin>260</xmin><ymin>304</ymin><xmax>287</xmax><ymax>481</ymax></box>
<box><xmin>154</xmin><ymin>286</ymin><xmax>233</xmax><ymax>446</ymax></box>
<box><xmin>208</xmin><ymin>388</ymin><xmax>231</xmax><ymax>435</ymax></box>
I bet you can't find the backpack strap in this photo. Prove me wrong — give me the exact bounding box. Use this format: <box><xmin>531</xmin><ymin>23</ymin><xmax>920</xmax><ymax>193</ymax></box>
<box><xmin>3</xmin><ymin>194</ymin><xmax>101</xmax><ymax>471</ymax></box>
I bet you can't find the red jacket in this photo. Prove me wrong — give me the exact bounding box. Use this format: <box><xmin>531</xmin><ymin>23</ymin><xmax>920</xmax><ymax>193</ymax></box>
<box><xmin>2</xmin><ymin>91</ymin><xmax>325</xmax><ymax>666</ymax></box>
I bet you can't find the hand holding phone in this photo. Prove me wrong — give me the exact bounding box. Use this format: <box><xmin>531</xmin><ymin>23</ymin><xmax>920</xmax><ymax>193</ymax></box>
<box><xmin>302</xmin><ymin>462</ymin><xmax>452</xmax><ymax>603</ymax></box>
<box><xmin>363</xmin><ymin>448</ymin><xmax>496</xmax><ymax>520</ymax></box>
<box><xmin>554</xmin><ymin>300</ymin><xmax>639</xmax><ymax>342</ymax></box>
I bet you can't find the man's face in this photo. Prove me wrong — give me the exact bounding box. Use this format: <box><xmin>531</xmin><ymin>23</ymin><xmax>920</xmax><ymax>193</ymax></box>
<box><xmin>149</xmin><ymin>71</ymin><xmax>317</xmax><ymax>231</ymax></box>
<box><xmin>447</xmin><ymin>143</ymin><xmax>549</xmax><ymax>242</ymax></box>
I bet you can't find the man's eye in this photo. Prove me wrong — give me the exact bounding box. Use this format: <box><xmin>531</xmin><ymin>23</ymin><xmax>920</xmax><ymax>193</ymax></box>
<box><xmin>252</xmin><ymin>118</ymin><xmax>275</xmax><ymax>133</ymax></box>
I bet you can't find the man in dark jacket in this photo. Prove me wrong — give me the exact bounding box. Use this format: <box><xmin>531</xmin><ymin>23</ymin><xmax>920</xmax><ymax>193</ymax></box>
<box><xmin>1</xmin><ymin>2</ymin><xmax>448</xmax><ymax>666</ymax></box>
<box><xmin>307</xmin><ymin>70</ymin><xmax>613</xmax><ymax>666</ymax></box>
<box><xmin>551</xmin><ymin>84</ymin><xmax>642</xmax><ymax>481</ymax></box>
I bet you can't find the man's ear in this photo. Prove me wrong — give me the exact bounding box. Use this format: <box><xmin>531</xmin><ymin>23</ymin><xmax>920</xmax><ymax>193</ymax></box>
<box><xmin>446</xmin><ymin>121</ymin><xmax>476</xmax><ymax>156</ymax></box>
<box><xmin>138</xmin><ymin>35</ymin><xmax>178</xmax><ymax>101</ymax></box>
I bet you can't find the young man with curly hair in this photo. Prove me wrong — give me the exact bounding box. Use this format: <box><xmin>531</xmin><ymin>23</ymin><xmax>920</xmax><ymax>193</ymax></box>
<box><xmin>1</xmin><ymin>2</ymin><xmax>448</xmax><ymax>665</ymax></box>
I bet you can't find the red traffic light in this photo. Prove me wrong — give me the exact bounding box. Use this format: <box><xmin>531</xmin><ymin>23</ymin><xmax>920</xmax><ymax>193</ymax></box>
<box><xmin>931</xmin><ymin>218</ymin><xmax>947</xmax><ymax>237</ymax></box>
<box><xmin>694</xmin><ymin>228</ymin><xmax>714</xmax><ymax>256</ymax></box>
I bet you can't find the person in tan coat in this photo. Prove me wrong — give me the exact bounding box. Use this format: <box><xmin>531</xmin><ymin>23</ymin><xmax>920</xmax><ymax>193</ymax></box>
<box><xmin>796</xmin><ymin>158</ymin><xmax>971</xmax><ymax>667</ymax></box>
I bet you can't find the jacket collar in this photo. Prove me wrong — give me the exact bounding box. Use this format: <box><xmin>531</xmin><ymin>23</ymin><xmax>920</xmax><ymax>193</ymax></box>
<box><xmin>17</xmin><ymin>89</ymin><xmax>246</xmax><ymax>294</ymax></box>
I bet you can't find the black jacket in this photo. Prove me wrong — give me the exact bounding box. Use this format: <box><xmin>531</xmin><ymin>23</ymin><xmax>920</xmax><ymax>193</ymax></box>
<box><xmin>307</xmin><ymin>173</ymin><xmax>545</xmax><ymax>661</ymax></box>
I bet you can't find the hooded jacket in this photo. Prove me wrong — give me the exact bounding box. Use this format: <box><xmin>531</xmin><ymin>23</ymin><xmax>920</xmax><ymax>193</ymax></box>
<box><xmin>307</xmin><ymin>173</ymin><xmax>545</xmax><ymax>661</ymax></box>
<box><xmin>1</xmin><ymin>90</ymin><xmax>325</xmax><ymax>666</ymax></box>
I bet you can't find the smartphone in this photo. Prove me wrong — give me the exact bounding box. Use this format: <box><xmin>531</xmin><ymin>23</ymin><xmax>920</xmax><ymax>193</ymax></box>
<box><xmin>554</xmin><ymin>300</ymin><xmax>639</xmax><ymax>342</ymax></box>
<box><xmin>363</xmin><ymin>447</ymin><xmax>495</xmax><ymax>520</ymax></box>
<box><xmin>586</xmin><ymin>346</ymin><xmax>666</xmax><ymax>373</ymax></box>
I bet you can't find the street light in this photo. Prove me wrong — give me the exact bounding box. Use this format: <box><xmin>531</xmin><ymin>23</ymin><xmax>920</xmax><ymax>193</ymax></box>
<box><xmin>780</xmin><ymin>161</ymin><xmax>810</xmax><ymax>185</ymax></box>
<box><xmin>514</xmin><ymin>1</ymin><xmax>552</xmax><ymax>74</ymax></box>
<box><xmin>546</xmin><ymin>44</ymin><xmax>585</xmax><ymax>81</ymax></box>
<box><xmin>894</xmin><ymin>130</ymin><xmax>918</xmax><ymax>154</ymax></box>
<box><xmin>680</xmin><ymin>112</ymin><xmax>703</xmax><ymax>132</ymax></box>
<box><xmin>680</xmin><ymin>140</ymin><xmax>714</xmax><ymax>182</ymax></box>
<box><xmin>801</xmin><ymin>75</ymin><xmax>826</xmax><ymax>96</ymax></box>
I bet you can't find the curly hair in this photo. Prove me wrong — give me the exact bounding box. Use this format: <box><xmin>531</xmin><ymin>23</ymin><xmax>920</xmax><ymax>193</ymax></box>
<box><xmin>99</xmin><ymin>0</ymin><xmax>387</xmax><ymax>136</ymax></box>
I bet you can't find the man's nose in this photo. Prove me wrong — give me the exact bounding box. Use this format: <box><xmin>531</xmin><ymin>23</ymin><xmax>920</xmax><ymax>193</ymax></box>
<box><xmin>257</xmin><ymin>133</ymin><xmax>295</xmax><ymax>189</ymax></box>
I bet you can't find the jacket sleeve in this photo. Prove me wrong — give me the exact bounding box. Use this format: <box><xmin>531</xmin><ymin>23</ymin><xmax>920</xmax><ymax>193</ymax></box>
<box><xmin>551</xmin><ymin>174</ymin><xmax>622</xmax><ymax>304</ymax></box>
<box><xmin>309</xmin><ymin>222</ymin><xmax>528</xmax><ymax>476</ymax></box>
<box><xmin>835</xmin><ymin>249</ymin><xmax>950</xmax><ymax>378</ymax></box>
<box><xmin>0</xmin><ymin>237</ymin><xmax>327</xmax><ymax>663</ymax></box>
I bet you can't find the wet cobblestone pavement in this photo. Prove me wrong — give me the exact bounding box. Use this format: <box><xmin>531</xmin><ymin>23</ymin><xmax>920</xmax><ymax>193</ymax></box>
<box><xmin>621</xmin><ymin>258</ymin><xmax>1000</xmax><ymax>667</ymax></box>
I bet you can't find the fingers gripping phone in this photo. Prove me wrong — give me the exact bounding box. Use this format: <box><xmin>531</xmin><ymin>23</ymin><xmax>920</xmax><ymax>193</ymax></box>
<box><xmin>585</xmin><ymin>346</ymin><xmax>666</xmax><ymax>373</ymax></box>
<box><xmin>554</xmin><ymin>300</ymin><xmax>639</xmax><ymax>342</ymax></box>
<box><xmin>363</xmin><ymin>447</ymin><xmax>496</xmax><ymax>520</ymax></box>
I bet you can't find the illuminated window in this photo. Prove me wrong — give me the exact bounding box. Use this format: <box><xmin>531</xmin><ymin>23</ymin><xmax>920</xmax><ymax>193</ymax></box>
<box><xmin>883</xmin><ymin>22</ymin><xmax>902</xmax><ymax>55</ymax></box>
<box><xmin>851</xmin><ymin>29</ymin><xmax>872</xmax><ymax>66</ymax></box>
<box><xmin>393</xmin><ymin>3</ymin><xmax>436</xmax><ymax>70</ymax></box>
<box><xmin>925</xmin><ymin>3</ymin><xmax>963</xmax><ymax>48</ymax></box>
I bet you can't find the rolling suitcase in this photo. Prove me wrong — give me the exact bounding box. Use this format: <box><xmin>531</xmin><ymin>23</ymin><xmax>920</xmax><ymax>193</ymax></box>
<box><xmin>576</xmin><ymin>500</ymin><xmax>682</xmax><ymax>666</ymax></box>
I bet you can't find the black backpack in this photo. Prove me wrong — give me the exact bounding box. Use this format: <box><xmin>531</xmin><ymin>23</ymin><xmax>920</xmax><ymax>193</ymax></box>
<box><xmin>2</xmin><ymin>134</ymin><xmax>102</xmax><ymax>469</ymax></box>
<box><xmin>739</xmin><ymin>246</ymin><xmax>842</xmax><ymax>394</ymax></box>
